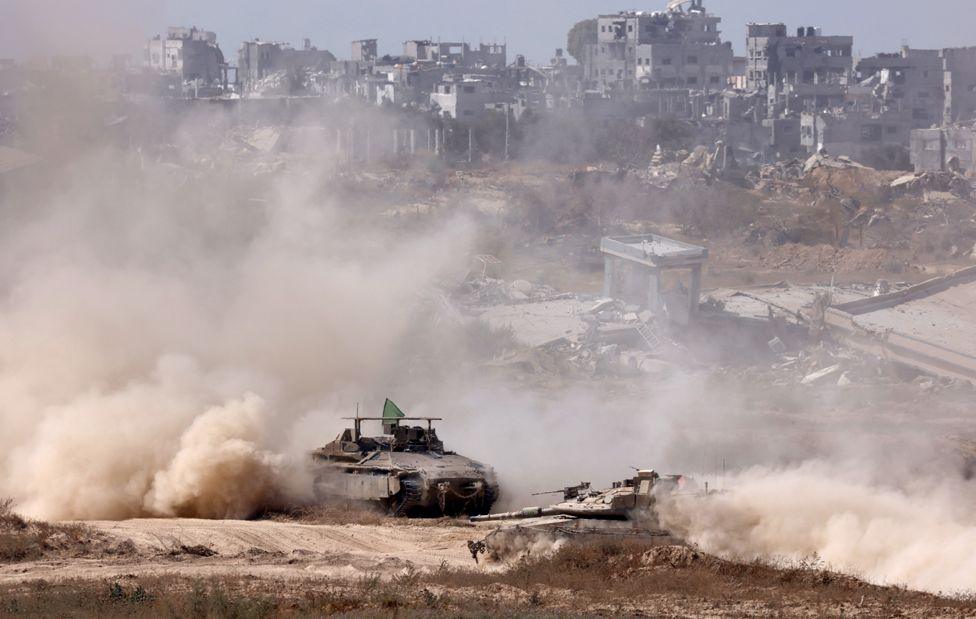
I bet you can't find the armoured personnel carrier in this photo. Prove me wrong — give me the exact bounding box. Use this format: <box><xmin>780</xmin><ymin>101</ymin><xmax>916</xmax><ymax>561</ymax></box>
<box><xmin>468</xmin><ymin>470</ymin><xmax>695</xmax><ymax>562</ymax></box>
<box><xmin>310</xmin><ymin>399</ymin><xmax>498</xmax><ymax>517</ymax></box>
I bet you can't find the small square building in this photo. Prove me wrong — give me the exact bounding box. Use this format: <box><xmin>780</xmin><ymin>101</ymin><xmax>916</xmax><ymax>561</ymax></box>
<box><xmin>601</xmin><ymin>234</ymin><xmax>708</xmax><ymax>325</ymax></box>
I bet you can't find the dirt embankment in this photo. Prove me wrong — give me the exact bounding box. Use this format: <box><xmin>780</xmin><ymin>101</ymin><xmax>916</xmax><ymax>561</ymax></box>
<box><xmin>0</xmin><ymin>516</ymin><xmax>491</xmax><ymax>587</ymax></box>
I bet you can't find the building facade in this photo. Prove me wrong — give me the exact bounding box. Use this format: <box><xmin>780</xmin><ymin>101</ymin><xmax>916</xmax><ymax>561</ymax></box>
<box><xmin>146</xmin><ymin>27</ymin><xmax>227</xmax><ymax>93</ymax></box>
<box><xmin>801</xmin><ymin>110</ymin><xmax>912</xmax><ymax>159</ymax></box>
<box><xmin>911</xmin><ymin>125</ymin><xmax>976</xmax><ymax>174</ymax></box>
<box><xmin>583</xmin><ymin>1</ymin><xmax>733</xmax><ymax>94</ymax></box>
<box><xmin>746</xmin><ymin>24</ymin><xmax>853</xmax><ymax>116</ymax></box>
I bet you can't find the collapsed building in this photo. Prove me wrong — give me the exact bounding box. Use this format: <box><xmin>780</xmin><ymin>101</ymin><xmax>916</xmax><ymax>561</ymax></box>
<box><xmin>709</xmin><ymin>267</ymin><xmax>976</xmax><ymax>385</ymax></box>
<box><xmin>238</xmin><ymin>39</ymin><xmax>336</xmax><ymax>96</ymax></box>
<box><xmin>402</xmin><ymin>40</ymin><xmax>507</xmax><ymax>69</ymax></box>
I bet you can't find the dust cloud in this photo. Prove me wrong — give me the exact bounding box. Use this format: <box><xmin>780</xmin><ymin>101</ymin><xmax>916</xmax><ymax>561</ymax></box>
<box><xmin>0</xmin><ymin>122</ymin><xmax>474</xmax><ymax>520</ymax></box>
<box><xmin>659</xmin><ymin>461</ymin><xmax>976</xmax><ymax>594</ymax></box>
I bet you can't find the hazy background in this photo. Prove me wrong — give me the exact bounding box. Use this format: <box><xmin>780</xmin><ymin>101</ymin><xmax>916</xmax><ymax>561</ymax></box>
<box><xmin>1</xmin><ymin>0</ymin><xmax>973</xmax><ymax>65</ymax></box>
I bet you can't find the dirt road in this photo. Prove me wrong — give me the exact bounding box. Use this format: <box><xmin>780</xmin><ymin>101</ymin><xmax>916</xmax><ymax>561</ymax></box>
<box><xmin>0</xmin><ymin>518</ymin><xmax>494</xmax><ymax>584</ymax></box>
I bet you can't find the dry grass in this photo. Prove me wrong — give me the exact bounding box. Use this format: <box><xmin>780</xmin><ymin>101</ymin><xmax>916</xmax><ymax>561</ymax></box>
<box><xmin>257</xmin><ymin>503</ymin><xmax>474</xmax><ymax>529</ymax></box>
<box><xmin>2</xmin><ymin>541</ymin><xmax>976</xmax><ymax>617</ymax></box>
<box><xmin>0</xmin><ymin>498</ymin><xmax>133</xmax><ymax>564</ymax></box>
<box><xmin>259</xmin><ymin>502</ymin><xmax>391</xmax><ymax>527</ymax></box>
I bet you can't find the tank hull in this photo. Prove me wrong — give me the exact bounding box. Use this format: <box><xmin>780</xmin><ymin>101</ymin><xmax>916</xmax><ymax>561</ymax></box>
<box><xmin>312</xmin><ymin>451</ymin><xmax>498</xmax><ymax>517</ymax></box>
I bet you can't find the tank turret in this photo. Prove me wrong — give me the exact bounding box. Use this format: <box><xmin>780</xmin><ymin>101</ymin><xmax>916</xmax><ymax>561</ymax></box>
<box><xmin>467</xmin><ymin>470</ymin><xmax>694</xmax><ymax>562</ymax></box>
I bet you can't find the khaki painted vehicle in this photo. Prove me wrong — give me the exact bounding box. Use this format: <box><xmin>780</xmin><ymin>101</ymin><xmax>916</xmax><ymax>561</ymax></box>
<box><xmin>310</xmin><ymin>400</ymin><xmax>498</xmax><ymax>517</ymax></box>
<box><xmin>467</xmin><ymin>470</ymin><xmax>695</xmax><ymax>562</ymax></box>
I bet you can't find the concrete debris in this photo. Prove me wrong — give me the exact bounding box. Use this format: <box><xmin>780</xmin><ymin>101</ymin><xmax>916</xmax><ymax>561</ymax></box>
<box><xmin>801</xmin><ymin>363</ymin><xmax>843</xmax><ymax>385</ymax></box>
<box><xmin>241</xmin><ymin>127</ymin><xmax>282</xmax><ymax>153</ymax></box>
<box><xmin>889</xmin><ymin>171</ymin><xmax>971</xmax><ymax>198</ymax></box>
<box><xmin>588</xmin><ymin>298</ymin><xmax>616</xmax><ymax>314</ymax></box>
<box><xmin>803</xmin><ymin>153</ymin><xmax>867</xmax><ymax>175</ymax></box>
<box><xmin>459</xmin><ymin>276</ymin><xmax>560</xmax><ymax>306</ymax></box>
<box><xmin>461</xmin><ymin>273</ymin><xmax>680</xmax><ymax>378</ymax></box>
<box><xmin>757</xmin><ymin>159</ymin><xmax>804</xmax><ymax>182</ymax></box>
<box><xmin>767</xmin><ymin>337</ymin><xmax>787</xmax><ymax>355</ymax></box>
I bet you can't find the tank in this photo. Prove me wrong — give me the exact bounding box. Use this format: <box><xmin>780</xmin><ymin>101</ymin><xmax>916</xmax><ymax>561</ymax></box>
<box><xmin>310</xmin><ymin>399</ymin><xmax>498</xmax><ymax>517</ymax></box>
<box><xmin>467</xmin><ymin>470</ymin><xmax>696</xmax><ymax>562</ymax></box>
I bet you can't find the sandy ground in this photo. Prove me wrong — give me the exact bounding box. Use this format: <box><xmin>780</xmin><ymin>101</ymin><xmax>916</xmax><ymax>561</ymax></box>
<box><xmin>0</xmin><ymin>518</ymin><xmax>495</xmax><ymax>584</ymax></box>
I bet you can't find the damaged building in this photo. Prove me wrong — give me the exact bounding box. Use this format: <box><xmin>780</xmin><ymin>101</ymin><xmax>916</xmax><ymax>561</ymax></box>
<box><xmin>911</xmin><ymin>124</ymin><xmax>976</xmax><ymax>174</ymax></box>
<box><xmin>855</xmin><ymin>48</ymin><xmax>944</xmax><ymax>128</ymax></box>
<box><xmin>801</xmin><ymin>110</ymin><xmax>913</xmax><ymax>159</ymax></box>
<box><xmin>583</xmin><ymin>0</ymin><xmax>734</xmax><ymax>94</ymax></box>
<box><xmin>746</xmin><ymin>23</ymin><xmax>853</xmax><ymax>117</ymax></box>
<box><xmin>402</xmin><ymin>41</ymin><xmax>507</xmax><ymax>69</ymax></box>
<box><xmin>145</xmin><ymin>27</ymin><xmax>228</xmax><ymax>96</ymax></box>
<box><xmin>430</xmin><ymin>78</ymin><xmax>516</xmax><ymax>122</ymax></box>
<box><xmin>238</xmin><ymin>39</ymin><xmax>336</xmax><ymax>96</ymax></box>
<box><xmin>857</xmin><ymin>45</ymin><xmax>976</xmax><ymax>128</ymax></box>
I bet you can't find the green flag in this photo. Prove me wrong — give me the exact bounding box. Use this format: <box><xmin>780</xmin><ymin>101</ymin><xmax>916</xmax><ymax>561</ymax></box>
<box><xmin>382</xmin><ymin>398</ymin><xmax>406</xmax><ymax>424</ymax></box>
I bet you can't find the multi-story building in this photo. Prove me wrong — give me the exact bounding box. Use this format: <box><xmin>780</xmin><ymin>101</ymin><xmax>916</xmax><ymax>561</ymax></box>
<box><xmin>583</xmin><ymin>1</ymin><xmax>734</xmax><ymax>94</ymax></box>
<box><xmin>746</xmin><ymin>23</ymin><xmax>853</xmax><ymax>115</ymax></box>
<box><xmin>430</xmin><ymin>78</ymin><xmax>513</xmax><ymax>122</ymax></box>
<box><xmin>857</xmin><ymin>46</ymin><xmax>976</xmax><ymax>127</ymax></box>
<box><xmin>351</xmin><ymin>39</ymin><xmax>378</xmax><ymax>63</ymax></box>
<box><xmin>146</xmin><ymin>27</ymin><xmax>227</xmax><ymax>94</ymax></box>
<box><xmin>942</xmin><ymin>47</ymin><xmax>976</xmax><ymax>124</ymax></box>
<box><xmin>856</xmin><ymin>48</ymin><xmax>944</xmax><ymax>128</ymax></box>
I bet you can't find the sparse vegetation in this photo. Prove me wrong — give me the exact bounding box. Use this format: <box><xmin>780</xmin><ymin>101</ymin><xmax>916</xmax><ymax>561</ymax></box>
<box><xmin>0</xmin><ymin>498</ymin><xmax>128</xmax><ymax>564</ymax></box>
<box><xmin>566</xmin><ymin>19</ymin><xmax>598</xmax><ymax>65</ymax></box>
<box><xmin>1</xmin><ymin>542</ymin><xmax>975</xmax><ymax>617</ymax></box>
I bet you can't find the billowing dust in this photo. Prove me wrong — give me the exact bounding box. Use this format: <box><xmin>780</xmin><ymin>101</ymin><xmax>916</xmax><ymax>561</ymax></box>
<box><xmin>0</xmin><ymin>138</ymin><xmax>473</xmax><ymax>520</ymax></box>
<box><xmin>659</xmin><ymin>461</ymin><xmax>976</xmax><ymax>594</ymax></box>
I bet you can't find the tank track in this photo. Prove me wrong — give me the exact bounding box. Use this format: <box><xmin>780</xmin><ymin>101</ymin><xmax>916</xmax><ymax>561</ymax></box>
<box><xmin>473</xmin><ymin>484</ymin><xmax>498</xmax><ymax>516</ymax></box>
<box><xmin>391</xmin><ymin>476</ymin><xmax>424</xmax><ymax>517</ymax></box>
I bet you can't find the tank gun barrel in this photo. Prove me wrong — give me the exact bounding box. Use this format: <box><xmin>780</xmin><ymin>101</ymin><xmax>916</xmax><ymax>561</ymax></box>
<box><xmin>530</xmin><ymin>482</ymin><xmax>590</xmax><ymax>500</ymax></box>
<box><xmin>471</xmin><ymin>507</ymin><xmax>560</xmax><ymax>522</ymax></box>
<box><xmin>471</xmin><ymin>506</ymin><xmax>631</xmax><ymax>522</ymax></box>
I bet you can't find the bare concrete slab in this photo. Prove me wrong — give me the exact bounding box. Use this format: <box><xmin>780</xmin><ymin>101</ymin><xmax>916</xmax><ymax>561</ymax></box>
<box><xmin>478</xmin><ymin>298</ymin><xmax>587</xmax><ymax>348</ymax></box>
<box><xmin>707</xmin><ymin>284</ymin><xmax>868</xmax><ymax>321</ymax></box>
<box><xmin>826</xmin><ymin>267</ymin><xmax>976</xmax><ymax>381</ymax></box>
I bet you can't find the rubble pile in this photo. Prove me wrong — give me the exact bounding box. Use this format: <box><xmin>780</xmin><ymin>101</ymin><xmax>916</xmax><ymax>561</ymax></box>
<box><xmin>752</xmin><ymin>158</ymin><xmax>804</xmax><ymax>182</ymax></box>
<box><xmin>890</xmin><ymin>171</ymin><xmax>972</xmax><ymax>199</ymax></box>
<box><xmin>458</xmin><ymin>277</ymin><xmax>561</xmax><ymax>305</ymax></box>
<box><xmin>570</xmin><ymin>298</ymin><xmax>675</xmax><ymax>376</ymax></box>
<box><xmin>458</xmin><ymin>275</ymin><xmax>678</xmax><ymax>378</ymax></box>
